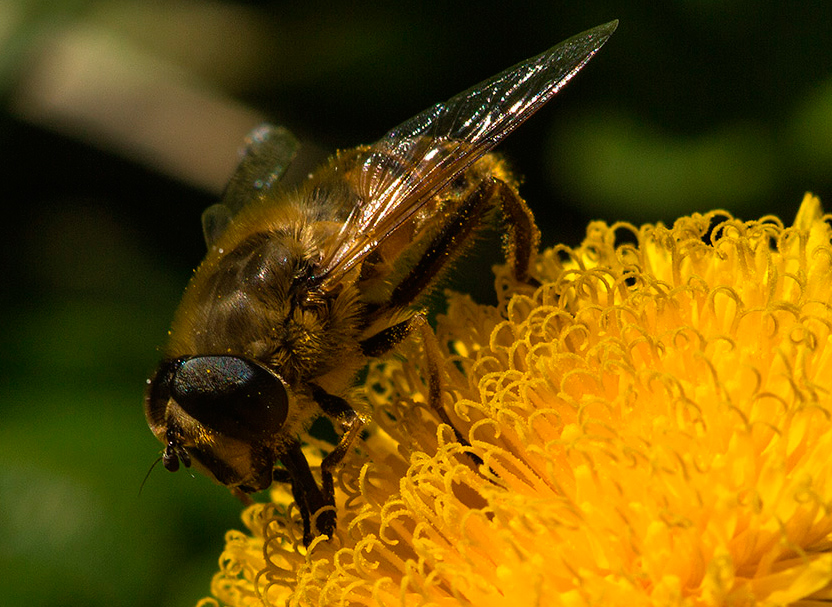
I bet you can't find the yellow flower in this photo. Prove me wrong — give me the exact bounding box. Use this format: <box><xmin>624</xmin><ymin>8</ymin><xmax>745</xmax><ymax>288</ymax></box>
<box><xmin>200</xmin><ymin>194</ymin><xmax>832</xmax><ymax>607</ymax></box>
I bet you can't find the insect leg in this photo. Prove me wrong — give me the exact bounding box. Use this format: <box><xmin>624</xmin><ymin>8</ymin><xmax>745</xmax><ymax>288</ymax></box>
<box><xmin>275</xmin><ymin>391</ymin><xmax>364</xmax><ymax>546</ymax></box>
<box><xmin>360</xmin><ymin>313</ymin><xmax>466</xmax><ymax>440</ymax></box>
<box><xmin>362</xmin><ymin>313</ymin><xmax>480</xmax><ymax>462</ymax></box>
<box><xmin>386</xmin><ymin>186</ymin><xmax>490</xmax><ymax>310</ymax></box>
<box><xmin>309</xmin><ymin>384</ymin><xmax>365</xmax><ymax>532</ymax></box>
<box><xmin>386</xmin><ymin>177</ymin><xmax>538</xmax><ymax>312</ymax></box>
<box><xmin>360</xmin><ymin>316</ymin><xmax>421</xmax><ymax>357</ymax></box>
<box><xmin>278</xmin><ymin>439</ymin><xmax>331</xmax><ymax>546</ymax></box>
<box><xmin>411</xmin><ymin>314</ymin><xmax>488</xmax><ymax>469</ymax></box>
<box><xmin>494</xmin><ymin>179</ymin><xmax>540</xmax><ymax>284</ymax></box>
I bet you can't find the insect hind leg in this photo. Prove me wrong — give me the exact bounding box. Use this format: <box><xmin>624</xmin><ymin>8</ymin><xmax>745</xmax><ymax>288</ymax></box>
<box><xmin>385</xmin><ymin>176</ymin><xmax>540</xmax><ymax>312</ymax></box>
<box><xmin>493</xmin><ymin>178</ymin><xmax>541</xmax><ymax>284</ymax></box>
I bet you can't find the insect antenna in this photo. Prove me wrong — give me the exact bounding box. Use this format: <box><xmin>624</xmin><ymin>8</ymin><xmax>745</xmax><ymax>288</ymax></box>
<box><xmin>138</xmin><ymin>455</ymin><xmax>164</xmax><ymax>498</ymax></box>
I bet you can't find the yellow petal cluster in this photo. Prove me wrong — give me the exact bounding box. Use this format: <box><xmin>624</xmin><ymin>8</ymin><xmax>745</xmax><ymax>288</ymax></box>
<box><xmin>200</xmin><ymin>194</ymin><xmax>832</xmax><ymax>606</ymax></box>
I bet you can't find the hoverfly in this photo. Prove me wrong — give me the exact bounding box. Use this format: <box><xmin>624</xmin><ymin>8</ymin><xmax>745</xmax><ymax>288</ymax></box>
<box><xmin>145</xmin><ymin>21</ymin><xmax>616</xmax><ymax>545</ymax></box>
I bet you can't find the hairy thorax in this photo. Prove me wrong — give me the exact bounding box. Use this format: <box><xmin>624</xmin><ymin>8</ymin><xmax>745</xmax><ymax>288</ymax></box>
<box><xmin>166</xmin><ymin>198</ymin><xmax>366</xmax><ymax>390</ymax></box>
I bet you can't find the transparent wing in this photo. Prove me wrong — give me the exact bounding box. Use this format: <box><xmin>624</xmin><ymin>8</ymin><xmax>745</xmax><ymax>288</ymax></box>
<box><xmin>202</xmin><ymin>124</ymin><xmax>299</xmax><ymax>248</ymax></box>
<box><xmin>316</xmin><ymin>20</ymin><xmax>617</xmax><ymax>287</ymax></box>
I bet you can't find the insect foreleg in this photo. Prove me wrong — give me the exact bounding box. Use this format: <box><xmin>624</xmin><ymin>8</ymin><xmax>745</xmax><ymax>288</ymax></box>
<box><xmin>308</xmin><ymin>384</ymin><xmax>365</xmax><ymax>534</ymax></box>
<box><xmin>278</xmin><ymin>439</ymin><xmax>333</xmax><ymax>546</ymax></box>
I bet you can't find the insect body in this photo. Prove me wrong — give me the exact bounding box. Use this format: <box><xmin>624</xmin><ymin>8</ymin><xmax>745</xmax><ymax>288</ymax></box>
<box><xmin>145</xmin><ymin>21</ymin><xmax>617</xmax><ymax>545</ymax></box>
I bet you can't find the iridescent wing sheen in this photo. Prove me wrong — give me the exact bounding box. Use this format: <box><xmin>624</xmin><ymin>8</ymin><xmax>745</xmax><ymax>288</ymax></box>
<box><xmin>202</xmin><ymin>124</ymin><xmax>299</xmax><ymax>248</ymax></box>
<box><xmin>316</xmin><ymin>20</ymin><xmax>617</xmax><ymax>288</ymax></box>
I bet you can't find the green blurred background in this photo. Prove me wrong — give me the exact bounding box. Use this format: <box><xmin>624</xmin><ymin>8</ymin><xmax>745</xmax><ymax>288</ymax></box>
<box><xmin>1</xmin><ymin>1</ymin><xmax>830</xmax><ymax>606</ymax></box>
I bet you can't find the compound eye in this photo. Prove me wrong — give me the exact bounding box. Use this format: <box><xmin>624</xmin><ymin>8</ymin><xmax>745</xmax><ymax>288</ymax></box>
<box><xmin>145</xmin><ymin>360</ymin><xmax>176</xmax><ymax>430</ymax></box>
<box><xmin>170</xmin><ymin>355</ymin><xmax>289</xmax><ymax>441</ymax></box>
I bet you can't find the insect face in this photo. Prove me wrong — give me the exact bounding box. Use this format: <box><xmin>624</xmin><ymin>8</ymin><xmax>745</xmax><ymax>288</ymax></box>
<box><xmin>146</xmin><ymin>355</ymin><xmax>291</xmax><ymax>491</ymax></box>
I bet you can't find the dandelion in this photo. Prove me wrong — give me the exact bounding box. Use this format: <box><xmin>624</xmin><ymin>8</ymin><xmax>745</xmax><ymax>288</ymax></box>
<box><xmin>200</xmin><ymin>193</ymin><xmax>832</xmax><ymax>606</ymax></box>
